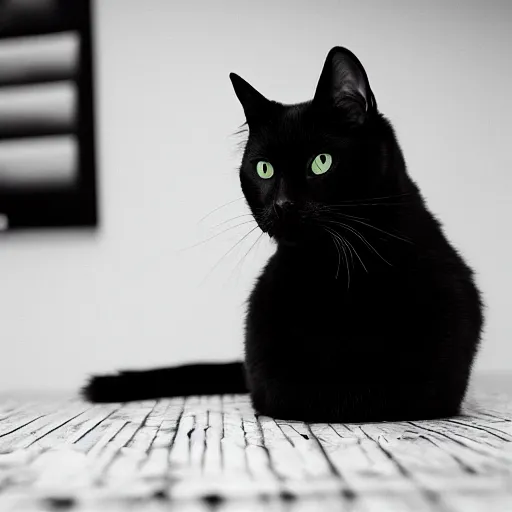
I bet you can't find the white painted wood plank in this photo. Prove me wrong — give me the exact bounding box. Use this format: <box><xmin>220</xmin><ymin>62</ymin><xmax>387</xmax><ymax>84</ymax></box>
<box><xmin>328</xmin><ymin>422</ymin><xmax>442</xmax><ymax>512</ymax></box>
<box><xmin>230</xmin><ymin>395</ymin><xmax>281</xmax><ymax>495</ymax></box>
<box><xmin>443</xmin><ymin>490</ymin><xmax>512</xmax><ymax>512</ymax></box>
<box><xmin>2</xmin><ymin>386</ymin><xmax>512</xmax><ymax>511</ymax></box>
<box><xmin>17</xmin><ymin>404</ymin><xmax>147</xmax><ymax>496</ymax></box>
<box><xmin>441</xmin><ymin>418</ymin><xmax>512</xmax><ymax>444</ymax></box>
<box><xmin>171</xmin><ymin>396</ymin><xmax>252</xmax><ymax>501</ymax></box>
<box><xmin>460</xmin><ymin>408</ymin><xmax>512</xmax><ymax>424</ymax></box>
<box><xmin>202</xmin><ymin>395</ymin><xmax>223</xmax><ymax>477</ymax></box>
<box><xmin>88</xmin><ymin>422</ymin><xmax>141</xmax><ymax>480</ymax></box>
<box><xmin>258</xmin><ymin>415</ymin><xmax>309</xmax><ymax>482</ymax></box>
<box><xmin>75</xmin><ymin>418</ymin><xmax>127</xmax><ymax>456</ymax></box>
<box><xmin>107</xmin><ymin>425</ymin><xmax>159</xmax><ymax>480</ymax></box>
<box><xmin>139</xmin><ymin>420</ymin><xmax>175</xmax><ymax>479</ymax></box>
<box><xmin>408</xmin><ymin>421</ymin><xmax>512</xmax><ymax>472</ymax></box>
<box><xmin>31</xmin><ymin>404</ymin><xmax>116</xmax><ymax>450</ymax></box>
<box><xmin>0</xmin><ymin>401</ymin><xmax>89</xmax><ymax>452</ymax></box>
<box><xmin>140</xmin><ymin>397</ymin><xmax>184</xmax><ymax>479</ymax></box>
<box><xmin>168</xmin><ymin>398</ymin><xmax>193</xmax><ymax>477</ymax></box>
<box><xmin>311</xmin><ymin>422</ymin><xmax>400</xmax><ymax>489</ymax></box>
<box><xmin>103</xmin><ymin>401</ymin><xmax>159</xmax><ymax>481</ymax></box>
<box><xmin>0</xmin><ymin>399</ymin><xmax>69</xmax><ymax>440</ymax></box>
<box><xmin>221</xmin><ymin>395</ymin><xmax>248</xmax><ymax>477</ymax></box>
<box><xmin>145</xmin><ymin>399</ymin><xmax>173</xmax><ymax>428</ymax></box>
<box><xmin>276</xmin><ymin>421</ymin><xmax>334</xmax><ymax>479</ymax></box>
<box><xmin>86</xmin><ymin>401</ymin><xmax>157</xmax><ymax>481</ymax></box>
<box><xmin>469</xmin><ymin>396</ymin><xmax>512</xmax><ymax>420</ymax></box>
<box><xmin>189</xmin><ymin>396</ymin><xmax>208</xmax><ymax>475</ymax></box>
<box><xmin>104</xmin><ymin>399</ymin><xmax>167</xmax><ymax>481</ymax></box>
<box><xmin>0</xmin><ymin>401</ymin><xmax>30</xmax><ymax>421</ymax></box>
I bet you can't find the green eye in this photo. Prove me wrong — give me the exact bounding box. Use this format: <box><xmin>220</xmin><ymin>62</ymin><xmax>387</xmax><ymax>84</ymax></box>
<box><xmin>311</xmin><ymin>153</ymin><xmax>332</xmax><ymax>175</ymax></box>
<box><xmin>256</xmin><ymin>161</ymin><xmax>274</xmax><ymax>179</ymax></box>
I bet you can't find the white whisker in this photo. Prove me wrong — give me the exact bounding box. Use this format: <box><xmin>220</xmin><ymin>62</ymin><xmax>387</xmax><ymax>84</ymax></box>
<box><xmin>199</xmin><ymin>225</ymin><xmax>261</xmax><ymax>286</ymax></box>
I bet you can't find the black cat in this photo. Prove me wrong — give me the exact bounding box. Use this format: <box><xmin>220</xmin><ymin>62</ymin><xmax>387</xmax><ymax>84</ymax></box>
<box><xmin>84</xmin><ymin>47</ymin><xmax>483</xmax><ymax>422</ymax></box>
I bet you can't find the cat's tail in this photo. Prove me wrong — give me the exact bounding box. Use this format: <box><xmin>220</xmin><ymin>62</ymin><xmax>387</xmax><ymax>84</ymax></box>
<box><xmin>82</xmin><ymin>361</ymin><xmax>247</xmax><ymax>403</ymax></box>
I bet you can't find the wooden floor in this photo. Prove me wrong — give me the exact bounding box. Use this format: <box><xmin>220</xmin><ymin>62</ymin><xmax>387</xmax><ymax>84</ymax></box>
<box><xmin>1</xmin><ymin>383</ymin><xmax>512</xmax><ymax>511</ymax></box>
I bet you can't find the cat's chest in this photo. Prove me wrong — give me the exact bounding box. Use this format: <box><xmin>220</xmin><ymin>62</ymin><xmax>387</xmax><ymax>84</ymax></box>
<box><xmin>248</xmin><ymin>252</ymin><xmax>417</xmax><ymax>347</ymax></box>
<box><xmin>253</xmin><ymin>262</ymin><xmax>382</xmax><ymax>330</ymax></box>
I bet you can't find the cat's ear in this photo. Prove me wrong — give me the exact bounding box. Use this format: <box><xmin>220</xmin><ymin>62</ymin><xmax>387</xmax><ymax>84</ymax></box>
<box><xmin>229</xmin><ymin>73</ymin><xmax>273</xmax><ymax>125</ymax></box>
<box><xmin>313</xmin><ymin>47</ymin><xmax>377</xmax><ymax>124</ymax></box>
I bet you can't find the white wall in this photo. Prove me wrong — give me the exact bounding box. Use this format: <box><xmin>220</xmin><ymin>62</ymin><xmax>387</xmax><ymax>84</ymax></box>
<box><xmin>0</xmin><ymin>0</ymin><xmax>510</xmax><ymax>392</ymax></box>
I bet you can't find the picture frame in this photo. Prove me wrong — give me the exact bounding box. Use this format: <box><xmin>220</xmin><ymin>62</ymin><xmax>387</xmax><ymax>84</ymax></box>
<box><xmin>0</xmin><ymin>0</ymin><xmax>98</xmax><ymax>230</ymax></box>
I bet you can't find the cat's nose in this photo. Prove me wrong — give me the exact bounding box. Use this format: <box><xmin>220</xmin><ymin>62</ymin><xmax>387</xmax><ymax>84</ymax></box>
<box><xmin>275</xmin><ymin>198</ymin><xmax>296</xmax><ymax>217</ymax></box>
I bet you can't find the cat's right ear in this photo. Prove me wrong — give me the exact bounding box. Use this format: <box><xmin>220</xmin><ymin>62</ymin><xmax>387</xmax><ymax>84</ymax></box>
<box><xmin>229</xmin><ymin>73</ymin><xmax>272</xmax><ymax>125</ymax></box>
<box><xmin>313</xmin><ymin>47</ymin><xmax>377</xmax><ymax>124</ymax></box>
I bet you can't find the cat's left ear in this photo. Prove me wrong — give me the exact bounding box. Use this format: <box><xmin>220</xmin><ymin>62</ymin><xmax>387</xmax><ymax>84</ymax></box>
<box><xmin>229</xmin><ymin>73</ymin><xmax>273</xmax><ymax>125</ymax></box>
<box><xmin>313</xmin><ymin>47</ymin><xmax>377</xmax><ymax>124</ymax></box>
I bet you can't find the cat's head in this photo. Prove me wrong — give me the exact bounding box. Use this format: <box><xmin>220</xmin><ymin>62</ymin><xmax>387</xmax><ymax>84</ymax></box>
<box><xmin>230</xmin><ymin>47</ymin><xmax>410</xmax><ymax>247</ymax></box>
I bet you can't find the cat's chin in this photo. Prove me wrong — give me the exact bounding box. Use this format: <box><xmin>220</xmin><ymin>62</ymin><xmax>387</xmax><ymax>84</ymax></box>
<box><xmin>278</xmin><ymin>238</ymin><xmax>299</xmax><ymax>247</ymax></box>
<box><xmin>269</xmin><ymin>232</ymin><xmax>301</xmax><ymax>247</ymax></box>
<box><xmin>269</xmin><ymin>227</ymin><xmax>314</xmax><ymax>248</ymax></box>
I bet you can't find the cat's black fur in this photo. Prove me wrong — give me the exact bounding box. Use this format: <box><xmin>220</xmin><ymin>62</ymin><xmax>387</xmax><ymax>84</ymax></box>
<box><xmin>84</xmin><ymin>47</ymin><xmax>483</xmax><ymax>422</ymax></box>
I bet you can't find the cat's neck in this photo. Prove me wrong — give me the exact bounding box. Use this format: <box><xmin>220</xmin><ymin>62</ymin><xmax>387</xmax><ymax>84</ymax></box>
<box><xmin>273</xmin><ymin>202</ymin><xmax>427</xmax><ymax>280</ymax></box>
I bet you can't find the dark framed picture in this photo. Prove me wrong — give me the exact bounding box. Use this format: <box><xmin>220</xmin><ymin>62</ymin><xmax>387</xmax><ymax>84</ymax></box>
<box><xmin>0</xmin><ymin>0</ymin><xmax>97</xmax><ymax>230</ymax></box>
